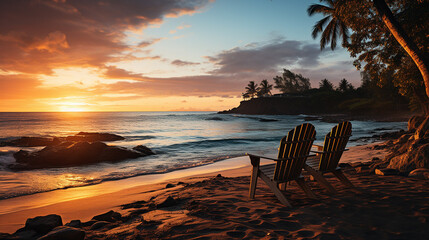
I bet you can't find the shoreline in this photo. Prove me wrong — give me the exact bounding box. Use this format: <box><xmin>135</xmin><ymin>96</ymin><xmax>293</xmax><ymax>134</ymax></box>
<box><xmin>0</xmin><ymin>142</ymin><xmax>388</xmax><ymax>233</ymax></box>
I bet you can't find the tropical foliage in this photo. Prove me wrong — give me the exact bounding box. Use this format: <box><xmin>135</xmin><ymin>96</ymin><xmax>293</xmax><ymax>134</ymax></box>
<box><xmin>273</xmin><ymin>69</ymin><xmax>311</xmax><ymax>94</ymax></box>
<box><xmin>307</xmin><ymin>0</ymin><xmax>349</xmax><ymax>50</ymax></box>
<box><xmin>244</xmin><ymin>81</ymin><xmax>258</xmax><ymax>99</ymax></box>
<box><xmin>338</xmin><ymin>78</ymin><xmax>354</xmax><ymax>92</ymax></box>
<box><xmin>257</xmin><ymin>79</ymin><xmax>273</xmax><ymax>97</ymax></box>
<box><xmin>319</xmin><ymin>79</ymin><xmax>334</xmax><ymax>91</ymax></box>
<box><xmin>309</xmin><ymin>0</ymin><xmax>429</xmax><ymax>113</ymax></box>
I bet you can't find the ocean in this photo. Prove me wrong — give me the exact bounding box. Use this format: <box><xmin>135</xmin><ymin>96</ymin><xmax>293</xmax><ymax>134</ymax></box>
<box><xmin>0</xmin><ymin>112</ymin><xmax>406</xmax><ymax>200</ymax></box>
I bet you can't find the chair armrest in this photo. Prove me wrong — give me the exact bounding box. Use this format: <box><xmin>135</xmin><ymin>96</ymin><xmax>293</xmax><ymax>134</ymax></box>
<box><xmin>247</xmin><ymin>153</ymin><xmax>317</xmax><ymax>161</ymax></box>
<box><xmin>310</xmin><ymin>149</ymin><xmax>349</xmax><ymax>154</ymax></box>
<box><xmin>246</xmin><ymin>153</ymin><xmax>279</xmax><ymax>162</ymax></box>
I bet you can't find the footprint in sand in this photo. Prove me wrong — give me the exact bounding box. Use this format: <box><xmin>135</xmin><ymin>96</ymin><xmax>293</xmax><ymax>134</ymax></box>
<box><xmin>237</xmin><ymin>207</ymin><xmax>250</xmax><ymax>212</ymax></box>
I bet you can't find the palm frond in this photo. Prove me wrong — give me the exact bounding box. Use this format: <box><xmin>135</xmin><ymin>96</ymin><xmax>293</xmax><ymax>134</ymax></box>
<box><xmin>307</xmin><ymin>4</ymin><xmax>333</xmax><ymax>16</ymax></box>
<box><xmin>312</xmin><ymin>16</ymin><xmax>331</xmax><ymax>39</ymax></box>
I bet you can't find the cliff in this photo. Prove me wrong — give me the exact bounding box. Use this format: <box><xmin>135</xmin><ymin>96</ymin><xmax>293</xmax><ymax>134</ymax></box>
<box><xmin>218</xmin><ymin>95</ymin><xmax>411</xmax><ymax>121</ymax></box>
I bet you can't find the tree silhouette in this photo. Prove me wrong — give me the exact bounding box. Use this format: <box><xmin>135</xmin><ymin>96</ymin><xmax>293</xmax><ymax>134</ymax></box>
<box><xmin>319</xmin><ymin>79</ymin><xmax>334</xmax><ymax>91</ymax></box>
<box><xmin>274</xmin><ymin>69</ymin><xmax>311</xmax><ymax>94</ymax></box>
<box><xmin>307</xmin><ymin>0</ymin><xmax>349</xmax><ymax>50</ymax></box>
<box><xmin>257</xmin><ymin>79</ymin><xmax>273</xmax><ymax>97</ymax></box>
<box><xmin>244</xmin><ymin>81</ymin><xmax>258</xmax><ymax>99</ymax></box>
<box><xmin>338</xmin><ymin>78</ymin><xmax>354</xmax><ymax>92</ymax></box>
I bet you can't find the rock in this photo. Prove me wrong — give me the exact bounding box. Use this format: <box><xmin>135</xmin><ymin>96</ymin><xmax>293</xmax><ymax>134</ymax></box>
<box><xmin>0</xmin><ymin>132</ymin><xmax>124</xmax><ymax>147</ymax></box>
<box><xmin>355</xmin><ymin>166</ymin><xmax>369</xmax><ymax>173</ymax></box>
<box><xmin>259</xmin><ymin>118</ymin><xmax>278</xmax><ymax>122</ymax></box>
<box><xmin>64</xmin><ymin>220</ymin><xmax>81</xmax><ymax>228</ymax></box>
<box><xmin>157</xmin><ymin>196</ymin><xmax>178</xmax><ymax>208</ymax></box>
<box><xmin>24</xmin><ymin>214</ymin><xmax>62</xmax><ymax>235</ymax></box>
<box><xmin>65</xmin><ymin>132</ymin><xmax>124</xmax><ymax>142</ymax></box>
<box><xmin>338</xmin><ymin>163</ymin><xmax>352</xmax><ymax>168</ymax></box>
<box><xmin>37</xmin><ymin>226</ymin><xmax>85</xmax><ymax>240</ymax></box>
<box><xmin>10</xmin><ymin>141</ymin><xmax>150</xmax><ymax>170</ymax></box>
<box><xmin>408</xmin><ymin>115</ymin><xmax>426</xmax><ymax>132</ymax></box>
<box><xmin>0</xmin><ymin>137</ymin><xmax>60</xmax><ymax>147</ymax></box>
<box><xmin>133</xmin><ymin>145</ymin><xmax>155</xmax><ymax>156</ymax></box>
<box><xmin>92</xmin><ymin>210</ymin><xmax>122</xmax><ymax>223</ymax></box>
<box><xmin>216</xmin><ymin>174</ymin><xmax>223</xmax><ymax>178</ymax></box>
<box><xmin>165</xmin><ymin>183</ymin><xmax>175</xmax><ymax>188</ymax></box>
<box><xmin>387</xmin><ymin>143</ymin><xmax>429</xmax><ymax>171</ymax></box>
<box><xmin>81</xmin><ymin>220</ymin><xmax>97</xmax><ymax>227</ymax></box>
<box><xmin>350</xmin><ymin>162</ymin><xmax>363</xmax><ymax>168</ymax></box>
<box><xmin>205</xmin><ymin>117</ymin><xmax>224</xmax><ymax>121</ymax></box>
<box><xmin>90</xmin><ymin>221</ymin><xmax>111</xmax><ymax>230</ymax></box>
<box><xmin>375</xmin><ymin>168</ymin><xmax>400</xmax><ymax>176</ymax></box>
<box><xmin>408</xmin><ymin>168</ymin><xmax>429</xmax><ymax>180</ymax></box>
<box><xmin>11</xmin><ymin>228</ymin><xmax>38</xmax><ymax>240</ymax></box>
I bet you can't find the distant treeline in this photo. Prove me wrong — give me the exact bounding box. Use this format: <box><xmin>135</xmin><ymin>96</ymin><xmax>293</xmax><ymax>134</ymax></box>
<box><xmin>234</xmin><ymin>68</ymin><xmax>411</xmax><ymax>116</ymax></box>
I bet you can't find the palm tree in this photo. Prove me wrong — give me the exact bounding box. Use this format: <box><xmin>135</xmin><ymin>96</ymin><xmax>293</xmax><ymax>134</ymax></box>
<box><xmin>372</xmin><ymin>0</ymin><xmax>429</xmax><ymax>100</ymax></box>
<box><xmin>307</xmin><ymin>0</ymin><xmax>349</xmax><ymax>50</ymax></box>
<box><xmin>245</xmin><ymin>81</ymin><xmax>258</xmax><ymax>99</ymax></box>
<box><xmin>257</xmin><ymin>79</ymin><xmax>273</xmax><ymax>97</ymax></box>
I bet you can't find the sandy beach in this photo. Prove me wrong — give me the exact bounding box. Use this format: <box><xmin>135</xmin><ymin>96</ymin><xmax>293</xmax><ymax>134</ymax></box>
<box><xmin>2</xmin><ymin>142</ymin><xmax>428</xmax><ymax>239</ymax></box>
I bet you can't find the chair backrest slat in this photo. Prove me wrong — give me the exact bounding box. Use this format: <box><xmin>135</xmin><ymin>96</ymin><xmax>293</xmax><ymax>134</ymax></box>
<box><xmin>274</xmin><ymin>123</ymin><xmax>316</xmax><ymax>182</ymax></box>
<box><xmin>318</xmin><ymin>121</ymin><xmax>352</xmax><ymax>172</ymax></box>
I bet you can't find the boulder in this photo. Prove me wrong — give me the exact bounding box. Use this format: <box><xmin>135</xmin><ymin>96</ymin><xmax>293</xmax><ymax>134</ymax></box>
<box><xmin>408</xmin><ymin>168</ymin><xmax>429</xmax><ymax>180</ymax></box>
<box><xmin>65</xmin><ymin>132</ymin><xmax>124</xmax><ymax>142</ymax></box>
<box><xmin>37</xmin><ymin>226</ymin><xmax>85</xmax><ymax>240</ymax></box>
<box><xmin>133</xmin><ymin>145</ymin><xmax>155</xmax><ymax>156</ymax></box>
<box><xmin>157</xmin><ymin>196</ymin><xmax>179</xmax><ymax>208</ymax></box>
<box><xmin>24</xmin><ymin>214</ymin><xmax>62</xmax><ymax>235</ymax></box>
<box><xmin>64</xmin><ymin>220</ymin><xmax>81</xmax><ymax>228</ymax></box>
<box><xmin>1</xmin><ymin>132</ymin><xmax>124</xmax><ymax>147</ymax></box>
<box><xmin>89</xmin><ymin>221</ymin><xmax>111</xmax><ymax>230</ymax></box>
<box><xmin>0</xmin><ymin>137</ymin><xmax>60</xmax><ymax>147</ymax></box>
<box><xmin>92</xmin><ymin>210</ymin><xmax>122</xmax><ymax>223</ymax></box>
<box><xmin>375</xmin><ymin>168</ymin><xmax>400</xmax><ymax>176</ymax></box>
<box><xmin>10</xmin><ymin>141</ymin><xmax>152</xmax><ymax>170</ymax></box>
<box><xmin>387</xmin><ymin>143</ymin><xmax>429</xmax><ymax>171</ymax></box>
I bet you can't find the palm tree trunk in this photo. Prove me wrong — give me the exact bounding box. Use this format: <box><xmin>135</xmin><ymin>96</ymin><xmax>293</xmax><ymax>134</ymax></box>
<box><xmin>372</xmin><ymin>0</ymin><xmax>429</xmax><ymax>101</ymax></box>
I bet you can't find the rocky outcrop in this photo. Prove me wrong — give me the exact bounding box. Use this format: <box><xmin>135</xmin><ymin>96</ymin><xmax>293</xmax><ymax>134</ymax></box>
<box><xmin>10</xmin><ymin>141</ymin><xmax>154</xmax><ymax>170</ymax></box>
<box><xmin>371</xmin><ymin>115</ymin><xmax>429</xmax><ymax>173</ymax></box>
<box><xmin>1</xmin><ymin>132</ymin><xmax>125</xmax><ymax>147</ymax></box>
<box><xmin>91</xmin><ymin>210</ymin><xmax>122</xmax><ymax>223</ymax></box>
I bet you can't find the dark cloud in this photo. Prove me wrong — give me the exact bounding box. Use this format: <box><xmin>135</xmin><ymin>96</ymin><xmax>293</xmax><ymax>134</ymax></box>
<box><xmin>208</xmin><ymin>40</ymin><xmax>321</xmax><ymax>74</ymax></box>
<box><xmin>0</xmin><ymin>0</ymin><xmax>211</xmax><ymax>74</ymax></box>
<box><xmin>171</xmin><ymin>59</ymin><xmax>200</xmax><ymax>66</ymax></box>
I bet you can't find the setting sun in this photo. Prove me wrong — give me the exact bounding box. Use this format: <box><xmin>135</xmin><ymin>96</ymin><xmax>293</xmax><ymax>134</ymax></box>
<box><xmin>57</xmin><ymin>102</ymin><xmax>90</xmax><ymax>112</ymax></box>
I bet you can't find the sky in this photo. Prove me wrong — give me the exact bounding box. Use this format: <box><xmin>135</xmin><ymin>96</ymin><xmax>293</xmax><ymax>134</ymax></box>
<box><xmin>0</xmin><ymin>0</ymin><xmax>362</xmax><ymax>112</ymax></box>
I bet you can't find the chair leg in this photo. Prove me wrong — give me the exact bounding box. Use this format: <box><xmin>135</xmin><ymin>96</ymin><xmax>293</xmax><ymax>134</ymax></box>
<box><xmin>249</xmin><ymin>166</ymin><xmax>259</xmax><ymax>199</ymax></box>
<box><xmin>295</xmin><ymin>178</ymin><xmax>317</xmax><ymax>199</ymax></box>
<box><xmin>259</xmin><ymin>173</ymin><xmax>292</xmax><ymax>207</ymax></box>
<box><xmin>279</xmin><ymin>183</ymin><xmax>287</xmax><ymax>191</ymax></box>
<box><xmin>303</xmin><ymin>164</ymin><xmax>337</xmax><ymax>194</ymax></box>
<box><xmin>333</xmin><ymin>169</ymin><xmax>355</xmax><ymax>188</ymax></box>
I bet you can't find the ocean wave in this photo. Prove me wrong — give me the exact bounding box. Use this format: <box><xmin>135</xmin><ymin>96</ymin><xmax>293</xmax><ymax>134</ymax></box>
<box><xmin>0</xmin><ymin>153</ymin><xmax>242</xmax><ymax>200</ymax></box>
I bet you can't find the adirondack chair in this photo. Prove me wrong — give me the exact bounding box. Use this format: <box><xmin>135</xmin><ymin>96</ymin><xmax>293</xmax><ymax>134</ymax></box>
<box><xmin>303</xmin><ymin>121</ymin><xmax>354</xmax><ymax>193</ymax></box>
<box><xmin>247</xmin><ymin>123</ymin><xmax>317</xmax><ymax>207</ymax></box>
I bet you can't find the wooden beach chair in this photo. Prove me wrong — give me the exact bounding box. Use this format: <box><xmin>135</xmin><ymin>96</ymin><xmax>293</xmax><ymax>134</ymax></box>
<box><xmin>303</xmin><ymin>121</ymin><xmax>354</xmax><ymax>193</ymax></box>
<box><xmin>248</xmin><ymin>123</ymin><xmax>317</xmax><ymax>207</ymax></box>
